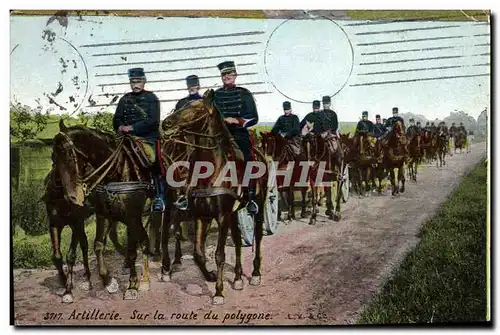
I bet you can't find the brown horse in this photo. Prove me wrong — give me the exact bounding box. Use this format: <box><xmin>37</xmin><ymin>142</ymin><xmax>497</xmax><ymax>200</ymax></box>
<box><xmin>161</xmin><ymin>90</ymin><xmax>268</xmax><ymax>305</ymax></box>
<box><xmin>42</xmin><ymin>166</ymin><xmax>124</xmax><ymax>303</ymax></box>
<box><xmin>436</xmin><ymin>131</ymin><xmax>449</xmax><ymax>167</ymax></box>
<box><xmin>377</xmin><ymin>120</ymin><xmax>407</xmax><ymax>195</ymax></box>
<box><xmin>350</xmin><ymin>132</ymin><xmax>378</xmax><ymax>196</ymax></box>
<box><xmin>306</xmin><ymin>132</ymin><xmax>346</xmax><ymax>224</ymax></box>
<box><xmin>260</xmin><ymin>131</ymin><xmax>309</xmax><ymax>221</ymax></box>
<box><xmin>454</xmin><ymin>131</ymin><xmax>467</xmax><ymax>153</ymax></box>
<box><xmin>52</xmin><ymin>121</ymin><xmax>160</xmax><ymax>301</ymax></box>
<box><xmin>406</xmin><ymin>129</ymin><xmax>422</xmax><ymax>181</ymax></box>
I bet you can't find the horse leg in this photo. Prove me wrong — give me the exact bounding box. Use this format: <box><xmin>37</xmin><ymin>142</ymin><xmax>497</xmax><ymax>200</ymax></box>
<box><xmin>309</xmin><ymin>183</ymin><xmax>317</xmax><ymax>225</ymax></box>
<box><xmin>250</xmin><ymin>206</ymin><xmax>264</xmax><ymax>286</ymax></box>
<box><xmin>193</xmin><ymin>217</ymin><xmax>217</xmax><ymax>282</ymax></box>
<box><xmin>124</xmin><ymin>229</ymin><xmax>139</xmax><ymax>300</ymax></box>
<box><xmin>325</xmin><ymin>186</ymin><xmax>334</xmax><ymax>219</ymax></box>
<box><xmin>300</xmin><ymin>188</ymin><xmax>309</xmax><ymax>218</ymax></box>
<box><xmin>60</xmin><ymin>225</ymin><xmax>79</xmax><ymax>303</ymax></box>
<box><xmin>77</xmin><ymin>222</ymin><xmax>92</xmax><ymax>292</ymax></box>
<box><xmin>94</xmin><ymin>215</ymin><xmax>118</xmax><ymax>293</ymax></box>
<box><xmin>399</xmin><ymin>165</ymin><xmax>406</xmax><ymax>193</ymax></box>
<box><xmin>173</xmin><ymin>214</ymin><xmax>183</xmax><ymax>271</ymax></box>
<box><xmin>333</xmin><ymin>180</ymin><xmax>342</xmax><ymax>222</ymax></box>
<box><xmin>49</xmin><ymin>224</ymin><xmax>66</xmax><ymax>288</ymax></box>
<box><xmin>159</xmin><ymin>207</ymin><xmax>172</xmax><ymax>282</ymax></box>
<box><xmin>390</xmin><ymin>168</ymin><xmax>397</xmax><ymax>196</ymax></box>
<box><xmin>212</xmin><ymin>215</ymin><xmax>230</xmax><ymax>305</ymax></box>
<box><xmin>287</xmin><ymin>187</ymin><xmax>296</xmax><ymax>221</ymax></box>
<box><xmin>230</xmin><ymin>213</ymin><xmax>243</xmax><ymax>291</ymax></box>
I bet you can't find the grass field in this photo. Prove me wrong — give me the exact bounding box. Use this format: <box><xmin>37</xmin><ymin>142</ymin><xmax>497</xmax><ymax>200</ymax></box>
<box><xmin>357</xmin><ymin>159</ymin><xmax>488</xmax><ymax>324</ymax></box>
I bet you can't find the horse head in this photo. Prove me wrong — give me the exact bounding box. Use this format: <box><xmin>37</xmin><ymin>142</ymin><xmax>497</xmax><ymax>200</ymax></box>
<box><xmin>52</xmin><ymin>120</ymin><xmax>116</xmax><ymax>206</ymax></box>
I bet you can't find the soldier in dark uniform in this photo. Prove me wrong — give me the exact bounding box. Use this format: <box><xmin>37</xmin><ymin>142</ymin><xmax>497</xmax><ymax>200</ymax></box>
<box><xmin>424</xmin><ymin>121</ymin><xmax>431</xmax><ymax>132</ymax></box>
<box><xmin>373</xmin><ymin>114</ymin><xmax>387</xmax><ymax>139</ymax></box>
<box><xmin>406</xmin><ymin>118</ymin><xmax>419</xmax><ymax>138</ymax></box>
<box><xmin>316</xmin><ymin>95</ymin><xmax>339</xmax><ymax>135</ymax></box>
<box><xmin>355</xmin><ymin>111</ymin><xmax>375</xmax><ymax>134</ymax></box>
<box><xmin>449</xmin><ymin>122</ymin><xmax>458</xmax><ymax>136</ymax></box>
<box><xmin>175</xmin><ymin>75</ymin><xmax>202</xmax><ymax>110</ymax></box>
<box><xmin>300</xmin><ymin>100</ymin><xmax>321</xmax><ymax>134</ymax></box>
<box><xmin>271</xmin><ymin>101</ymin><xmax>300</xmax><ymax>139</ymax></box>
<box><xmin>429</xmin><ymin>122</ymin><xmax>437</xmax><ymax>134</ymax></box>
<box><xmin>113</xmin><ymin>67</ymin><xmax>165</xmax><ymax>212</ymax></box>
<box><xmin>458</xmin><ymin>122</ymin><xmax>467</xmax><ymax>134</ymax></box>
<box><xmin>385</xmin><ymin>107</ymin><xmax>405</xmax><ymax>132</ymax></box>
<box><xmin>415</xmin><ymin>121</ymin><xmax>423</xmax><ymax>133</ymax></box>
<box><xmin>213</xmin><ymin>61</ymin><xmax>259</xmax><ymax>215</ymax></box>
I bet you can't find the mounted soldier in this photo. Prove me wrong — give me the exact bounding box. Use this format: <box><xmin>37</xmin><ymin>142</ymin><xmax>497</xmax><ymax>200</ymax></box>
<box><xmin>449</xmin><ymin>122</ymin><xmax>458</xmax><ymax>136</ymax></box>
<box><xmin>354</xmin><ymin>111</ymin><xmax>375</xmax><ymax>151</ymax></box>
<box><xmin>317</xmin><ymin>95</ymin><xmax>339</xmax><ymax>136</ymax></box>
<box><xmin>406</xmin><ymin>118</ymin><xmax>419</xmax><ymax>138</ymax></box>
<box><xmin>415</xmin><ymin>121</ymin><xmax>423</xmax><ymax>133</ymax></box>
<box><xmin>271</xmin><ymin>101</ymin><xmax>300</xmax><ymax>140</ymax></box>
<box><xmin>213</xmin><ymin>61</ymin><xmax>259</xmax><ymax>215</ymax></box>
<box><xmin>113</xmin><ymin>67</ymin><xmax>165</xmax><ymax>212</ymax></box>
<box><xmin>429</xmin><ymin>121</ymin><xmax>438</xmax><ymax>134</ymax></box>
<box><xmin>373</xmin><ymin>114</ymin><xmax>387</xmax><ymax>139</ymax></box>
<box><xmin>300</xmin><ymin>100</ymin><xmax>321</xmax><ymax>135</ymax></box>
<box><xmin>385</xmin><ymin>107</ymin><xmax>405</xmax><ymax>133</ymax></box>
<box><xmin>175</xmin><ymin>75</ymin><xmax>202</xmax><ymax>110</ymax></box>
<box><xmin>423</xmin><ymin>121</ymin><xmax>430</xmax><ymax>132</ymax></box>
<box><xmin>458</xmin><ymin>122</ymin><xmax>467</xmax><ymax>135</ymax></box>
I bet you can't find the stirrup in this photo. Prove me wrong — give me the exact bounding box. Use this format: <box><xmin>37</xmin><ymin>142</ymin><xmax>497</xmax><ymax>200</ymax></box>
<box><xmin>152</xmin><ymin>197</ymin><xmax>165</xmax><ymax>212</ymax></box>
<box><xmin>173</xmin><ymin>195</ymin><xmax>188</xmax><ymax>211</ymax></box>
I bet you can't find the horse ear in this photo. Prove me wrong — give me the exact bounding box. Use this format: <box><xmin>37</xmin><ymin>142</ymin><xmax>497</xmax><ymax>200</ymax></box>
<box><xmin>203</xmin><ymin>89</ymin><xmax>215</xmax><ymax>113</ymax></box>
<box><xmin>59</xmin><ymin>118</ymin><xmax>68</xmax><ymax>133</ymax></box>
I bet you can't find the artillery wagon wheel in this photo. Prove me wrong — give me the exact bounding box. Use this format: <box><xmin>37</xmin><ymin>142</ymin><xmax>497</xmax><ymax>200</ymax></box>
<box><xmin>341</xmin><ymin>163</ymin><xmax>350</xmax><ymax>203</ymax></box>
<box><xmin>263</xmin><ymin>160</ymin><xmax>279</xmax><ymax>235</ymax></box>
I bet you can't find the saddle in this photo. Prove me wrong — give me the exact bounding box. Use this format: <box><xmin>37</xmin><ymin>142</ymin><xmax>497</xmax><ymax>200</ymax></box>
<box><xmin>125</xmin><ymin>136</ymin><xmax>157</xmax><ymax>170</ymax></box>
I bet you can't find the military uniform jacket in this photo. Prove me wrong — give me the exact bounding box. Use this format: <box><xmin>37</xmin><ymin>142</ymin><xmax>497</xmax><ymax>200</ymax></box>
<box><xmin>213</xmin><ymin>86</ymin><xmax>258</xmax><ymax>135</ymax></box>
<box><xmin>457</xmin><ymin>126</ymin><xmax>466</xmax><ymax>134</ymax></box>
<box><xmin>386</xmin><ymin>116</ymin><xmax>405</xmax><ymax>131</ymax></box>
<box><xmin>300</xmin><ymin>112</ymin><xmax>320</xmax><ymax>131</ymax></box>
<box><xmin>355</xmin><ymin>120</ymin><xmax>375</xmax><ymax>134</ymax></box>
<box><xmin>113</xmin><ymin>90</ymin><xmax>161</xmax><ymax>142</ymax></box>
<box><xmin>271</xmin><ymin>114</ymin><xmax>300</xmax><ymax>138</ymax></box>
<box><xmin>316</xmin><ymin>109</ymin><xmax>339</xmax><ymax>133</ymax></box>
<box><xmin>406</xmin><ymin>125</ymin><xmax>420</xmax><ymax>137</ymax></box>
<box><xmin>373</xmin><ymin>123</ymin><xmax>387</xmax><ymax>138</ymax></box>
<box><xmin>175</xmin><ymin>93</ymin><xmax>202</xmax><ymax>110</ymax></box>
<box><xmin>449</xmin><ymin>126</ymin><xmax>458</xmax><ymax>135</ymax></box>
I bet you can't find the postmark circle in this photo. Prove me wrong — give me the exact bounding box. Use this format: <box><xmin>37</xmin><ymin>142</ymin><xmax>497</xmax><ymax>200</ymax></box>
<box><xmin>264</xmin><ymin>17</ymin><xmax>354</xmax><ymax>104</ymax></box>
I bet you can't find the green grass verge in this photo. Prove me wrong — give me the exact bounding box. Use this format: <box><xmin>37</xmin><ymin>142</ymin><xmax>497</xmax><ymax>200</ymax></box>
<box><xmin>13</xmin><ymin>221</ymin><xmax>127</xmax><ymax>269</ymax></box>
<box><xmin>357</xmin><ymin>159</ymin><xmax>487</xmax><ymax>324</ymax></box>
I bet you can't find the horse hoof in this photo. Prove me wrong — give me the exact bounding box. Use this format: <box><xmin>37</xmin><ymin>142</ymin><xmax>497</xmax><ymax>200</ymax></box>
<box><xmin>233</xmin><ymin>279</ymin><xmax>244</xmax><ymax>290</ymax></box>
<box><xmin>300</xmin><ymin>212</ymin><xmax>308</xmax><ymax>219</ymax></box>
<box><xmin>333</xmin><ymin>212</ymin><xmax>341</xmax><ymax>222</ymax></box>
<box><xmin>172</xmin><ymin>263</ymin><xmax>182</xmax><ymax>273</ymax></box>
<box><xmin>124</xmin><ymin>289</ymin><xmax>138</xmax><ymax>300</ymax></box>
<box><xmin>62</xmin><ymin>293</ymin><xmax>74</xmax><ymax>304</ymax></box>
<box><xmin>250</xmin><ymin>276</ymin><xmax>261</xmax><ymax>286</ymax></box>
<box><xmin>56</xmin><ymin>288</ymin><xmax>66</xmax><ymax>296</ymax></box>
<box><xmin>325</xmin><ymin>209</ymin><xmax>333</xmax><ymax>216</ymax></box>
<box><xmin>212</xmin><ymin>296</ymin><xmax>225</xmax><ymax>305</ymax></box>
<box><xmin>309</xmin><ymin>218</ymin><xmax>316</xmax><ymax>225</ymax></box>
<box><xmin>79</xmin><ymin>280</ymin><xmax>92</xmax><ymax>291</ymax></box>
<box><xmin>400</xmin><ymin>188</ymin><xmax>405</xmax><ymax>193</ymax></box>
<box><xmin>158</xmin><ymin>272</ymin><xmax>171</xmax><ymax>282</ymax></box>
<box><xmin>139</xmin><ymin>281</ymin><xmax>151</xmax><ymax>291</ymax></box>
<box><xmin>206</xmin><ymin>271</ymin><xmax>217</xmax><ymax>282</ymax></box>
<box><xmin>106</xmin><ymin>278</ymin><xmax>119</xmax><ymax>294</ymax></box>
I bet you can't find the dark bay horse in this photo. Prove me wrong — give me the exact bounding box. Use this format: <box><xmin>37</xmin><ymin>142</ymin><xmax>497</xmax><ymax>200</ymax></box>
<box><xmin>377</xmin><ymin>121</ymin><xmax>407</xmax><ymax>196</ymax></box>
<box><xmin>260</xmin><ymin>131</ymin><xmax>309</xmax><ymax>221</ymax></box>
<box><xmin>306</xmin><ymin>132</ymin><xmax>346</xmax><ymax>224</ymax></box>
<box><xmin>161</xmin><ymin>90</ymin><xmax>269</xmax><ymax>305</ymax></box>
<box><xmin>454</xmin><ymin>131</ymin><xmax>467</xmax><ymax>153</ymax></box>
<box><xmin>42</xmin><ymin>167</ymin><xmax>125</xmax><ymax>303</ymax></box>
<box><xmin>52</xmin><ymin>121</ymin><xmax>161</xmax><ymax>301</ymax></box>
<box><xmin>406</xmin><ymin>128</ymin><xmax>422</xmax><ymax>181</ymax></box>
<box><xmin>350</xmin><ymin>131</ymin><xmax>378</xmax><ymax>196</ymax></box>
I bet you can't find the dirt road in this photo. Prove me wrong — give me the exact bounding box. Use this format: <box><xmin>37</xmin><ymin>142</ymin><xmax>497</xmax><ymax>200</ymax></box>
<box><xmin>13</xmin><ymin>143</ymin><xmax>487</xmax><ymax>326</ymax></box>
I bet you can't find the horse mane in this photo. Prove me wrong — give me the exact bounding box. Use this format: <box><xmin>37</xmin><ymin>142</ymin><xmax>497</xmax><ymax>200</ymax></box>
<box><xmin>66</xmin><ymin>125</ymin><xmax>117</xmax><ymax>147</ymax></box>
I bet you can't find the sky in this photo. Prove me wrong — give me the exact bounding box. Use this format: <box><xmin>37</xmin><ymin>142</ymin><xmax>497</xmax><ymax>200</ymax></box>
<box><xmin>10</xmin><ymin>14</ymin><xmax>490</xmax><ymax>122</ymax></box>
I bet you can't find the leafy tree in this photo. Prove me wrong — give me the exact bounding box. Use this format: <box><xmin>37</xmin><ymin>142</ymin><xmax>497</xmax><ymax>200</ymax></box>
<box><xmin>92</xmin><ymin>110</ymin><xmax>115</xmax><ymax>133</ymax></box>
<box><xmin>10</xmin><ymin>102</ymin><xmax>49</xmax><ymax>143</ymax></box>
<box><xmin>443</xmin><ymin>110</ymin><xmax>477</xmax><ymax>130</ymax></box>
